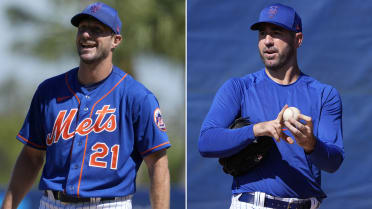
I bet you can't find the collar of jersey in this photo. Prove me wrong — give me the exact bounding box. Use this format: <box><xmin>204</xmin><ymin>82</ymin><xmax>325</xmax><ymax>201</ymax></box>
<box><xmin>262</xmin><ymin>68</ymin><xmax>304</xmax><ymax>87</ymax></box>
<box><xmin>71</xmin><ymin>67</ymin><xmax>114</xmax><ymax>95</ymax></box>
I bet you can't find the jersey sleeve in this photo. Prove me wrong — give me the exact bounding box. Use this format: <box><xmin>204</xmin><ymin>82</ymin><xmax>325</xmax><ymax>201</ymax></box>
<box><xmin>17</xmin><ymin>86</ymin><xmax>47</xmax><ymax>150</ymax></box>
<box><xmin>134</xmin><ymin>94</ymin><xmax>171</xmax><ymax>157</ymax></box>
<box><xmin>307</xmin><ymin>87</ymin><xmax>344</xmax><ymax>173</ymax></box>
<box><xmin>198</xmin><ymin>78</ymin><xmax>256</xmax><ymax>158</ymax></box>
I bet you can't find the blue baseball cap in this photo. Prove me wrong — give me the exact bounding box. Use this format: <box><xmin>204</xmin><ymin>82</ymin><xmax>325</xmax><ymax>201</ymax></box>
<box><xmin>250</xmin><ymin>3</ymin><xmax>302</xmax><ymax>33</ymax></box>
<box><xmin>71</xmin><ymin>2</ymin><xmax>122</xmax><ymax>34</ymax></box>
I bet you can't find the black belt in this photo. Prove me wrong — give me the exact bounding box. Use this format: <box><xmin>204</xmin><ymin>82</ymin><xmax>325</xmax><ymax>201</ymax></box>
<box><xmin>239</xmin><ymin>193</ymin><xmax>312</xmax><ymax>209</ymax></box>
<box><xmin>44</xmin><ymin>190</ymin><xmax>115</xmax><ymax>203</ymax></box>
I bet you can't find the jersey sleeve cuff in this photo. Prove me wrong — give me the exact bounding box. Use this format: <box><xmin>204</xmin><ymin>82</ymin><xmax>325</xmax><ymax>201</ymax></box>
<box><xmin>246</xmin><ymin>124</ymin><xmax>255</xmax><ymax>140</ymax></box>
<box><xmin>307</xmin><ymin>137</ymin><xmax>324</xmax><ymax>154</ymax></box>
<box><xmin>16</xmin><ymin>134</ymin><xmax>47</xmax><ymax>150</ymax></box>
<box><xmin>306</xmin><ymin>137</ymin><xmax>344</xmax><ymax>173</ymax></box>
<box><xmin>307</xmin><ymin>138</ymin><xmax>333</xmax><ymax>166</ymax></box>
<box><xmin>140</xmin><ymin>141</ymin><xmax>171</xmax><ymax>156</ymax></box>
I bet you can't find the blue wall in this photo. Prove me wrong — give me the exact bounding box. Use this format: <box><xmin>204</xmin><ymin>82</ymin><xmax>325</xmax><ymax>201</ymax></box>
<box><xmin>187</xmin><ymin>1</ymin><xmax>372</xmax><ymax>208</ymax></box>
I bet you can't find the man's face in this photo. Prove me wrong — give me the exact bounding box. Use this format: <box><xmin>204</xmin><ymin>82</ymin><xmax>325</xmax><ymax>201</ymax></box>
<box><xmin>76</xmin><ymin>18</ymin><xmax>115</xmax><ymax>64</ymax></box>
<box><xmin>258</xmin><ymin>23</ymin><xmax>299</xmax><ymax>71</ymax></box>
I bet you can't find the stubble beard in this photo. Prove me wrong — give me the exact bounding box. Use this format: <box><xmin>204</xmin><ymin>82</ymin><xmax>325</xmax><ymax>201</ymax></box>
<box><xmin>260</xmin><ymin>45</ymin><xmax>295</xmax><ymax>72</ymax></box>
<box><xmin>78</xmin><ymin>46</ymin><xmax>110</xmax><ymax>65</ymax></box>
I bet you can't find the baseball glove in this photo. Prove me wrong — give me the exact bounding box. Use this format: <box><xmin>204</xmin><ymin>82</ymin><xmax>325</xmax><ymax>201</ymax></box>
<box><xmin>218</xmin><ymin>117</ymin><xmax>275</xmax><ymax>176</ymax></box>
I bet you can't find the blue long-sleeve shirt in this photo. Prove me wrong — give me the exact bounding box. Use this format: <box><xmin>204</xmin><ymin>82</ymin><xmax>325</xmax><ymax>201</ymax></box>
<box><xmin>199</xmin><ymin>69</ymin><xmax>344</xmax><ymax>200</ymax></box>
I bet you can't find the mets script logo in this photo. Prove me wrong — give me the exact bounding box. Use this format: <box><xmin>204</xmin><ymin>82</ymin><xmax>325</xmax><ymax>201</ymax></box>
<box><xmin>268</xmin><ymin>6</ymin><xmax>278</xmax><ymax>18</ymax></box>
<box><xmin>154</xmin><ymin>108</ymin><xmax>167</xmax><ymax>132</ymax></box>
<box><xmin>46</xmin><ymin>105</ymin><xmax>117</xmax><ymax>146</ymax></box>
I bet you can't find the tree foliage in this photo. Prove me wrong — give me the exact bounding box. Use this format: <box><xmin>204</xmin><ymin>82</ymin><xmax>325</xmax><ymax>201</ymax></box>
<box><xmin>6</xmin><ymin>0</ymin><xmax>185</xmax><ymax>74</ymax></box>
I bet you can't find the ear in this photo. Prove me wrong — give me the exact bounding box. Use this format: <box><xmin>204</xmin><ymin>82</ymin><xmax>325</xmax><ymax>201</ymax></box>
<box><xmin>112</xmin><ymin>34</ymin><xmax>122</xmax><ymax>49</ymax></box>
<box><xmin>295</xmin><ymin>32</ymin><xmax>303</xmax><ymax>48</ymax></box>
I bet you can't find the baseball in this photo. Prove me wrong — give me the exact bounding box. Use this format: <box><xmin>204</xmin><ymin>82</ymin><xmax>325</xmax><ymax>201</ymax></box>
<box><xmin>283</xmin><ymin>107</ymin><xmax>300</xmax><ymax>121</ymax></box>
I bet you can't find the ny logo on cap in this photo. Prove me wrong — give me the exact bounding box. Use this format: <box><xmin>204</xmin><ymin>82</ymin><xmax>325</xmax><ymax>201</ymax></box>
<box><xmin>268</xmin><ymin>6</ymin><xmax>278</xmax><ymax>18</ymax></box>
<box><xmin>90</xmin><ymin>3</ymin><xmax>102</xmax><ymax>13</ymax></box>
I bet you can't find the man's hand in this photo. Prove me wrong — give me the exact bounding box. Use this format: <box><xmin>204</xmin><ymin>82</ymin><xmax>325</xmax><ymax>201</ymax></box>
<box><xmin>284</xmin><ymin>114</ymin><xmax>316</xmax><ymax>153</ymax></box>
<box><xmin>253</xmin><ymin>105</ymin><xmax>294</xmax><ymax>144</ymax></box>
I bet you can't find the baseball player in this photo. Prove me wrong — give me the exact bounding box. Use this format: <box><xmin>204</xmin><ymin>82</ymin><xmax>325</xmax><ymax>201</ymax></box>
<box><xmin>199</xmin><ymin>3</ymin><xmax>344</xmax><ymax>209</ymax></box>
<box><xmin>1</xmin><ymin>2</ymin><xmax>171</xmax><ymax>209</ymax></box>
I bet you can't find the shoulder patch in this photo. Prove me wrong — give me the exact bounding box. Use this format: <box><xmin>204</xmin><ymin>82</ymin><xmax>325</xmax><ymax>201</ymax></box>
<box><xmin>153</xmin><ymin>108</ymin><xmax>167</xmax><ymax>132</ymax></box>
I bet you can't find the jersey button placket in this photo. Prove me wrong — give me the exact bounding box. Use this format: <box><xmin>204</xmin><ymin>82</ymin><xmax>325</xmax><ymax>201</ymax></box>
<box><xmin>84</xmin><ymin>95</ymin><xmax>90</xmax><ymax>112</ymax></box>
<box><xmin>78</xmin><ymin>95</ymin><xmax>90</xmax><ymax>118</ymax></box>
<box><xmin>66</xmin><ymin>93</ymin><xmax>89</xmax><ymax>196</ymax></box>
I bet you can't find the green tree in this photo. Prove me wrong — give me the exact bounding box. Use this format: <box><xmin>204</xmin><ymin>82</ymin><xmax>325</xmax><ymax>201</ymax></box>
<box><xmin>6</xmin><ymin>0</ymin><xmax>185</xmax><ymax>74</ymax></box>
